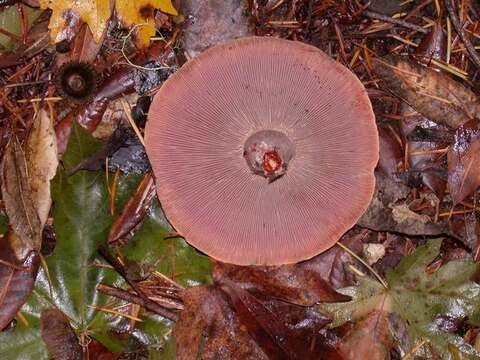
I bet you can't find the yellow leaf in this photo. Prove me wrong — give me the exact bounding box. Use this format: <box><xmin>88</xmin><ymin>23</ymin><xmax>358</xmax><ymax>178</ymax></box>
<box><xmin>41</xmin><ymin>0</ymin><xmax>112</xmax><ymax>43</ymax></box>
<box><xmin>115</xmin><ymin>0</ymin><xmax>178</xmax><ymax>48</ymax></box>
<box><xmin>41</xmin><ymin>0</ymin><xmax>178</xmax><ymax>47</ymax></box>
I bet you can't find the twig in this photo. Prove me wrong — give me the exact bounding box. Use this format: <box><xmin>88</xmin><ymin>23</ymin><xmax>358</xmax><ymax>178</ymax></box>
<box><xmin>363</xmin><ymin>10</ymin><xmax>429</xmax><ymax>34</ymax></box>
<box><xmin>445</xmin><ymin>0</ymin><xmax>480</xmax><ymax>69</ymax></box>
<box><xmin>97</xmin><ymin>284</ymin><xmax>179</xmax><ymax>321</ymax></box>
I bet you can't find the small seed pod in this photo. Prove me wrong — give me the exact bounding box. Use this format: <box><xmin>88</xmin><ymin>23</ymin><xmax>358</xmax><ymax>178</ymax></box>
<box><xmin>55</xmin><ymin>61</ymin><xmax>99</xmax><ymax>103</ymax></box>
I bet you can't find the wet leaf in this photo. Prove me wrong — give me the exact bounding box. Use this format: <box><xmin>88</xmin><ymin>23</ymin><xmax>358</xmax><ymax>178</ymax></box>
<box><xmin>0</xmin><ymin>123</ymin><xmax>128</xmax><ymax>358</ymax></box>
<box><xmin>40</xmin><ymin>309</ymin><xmax>82</xmax><ymax>360</ymax></box>
<box><xmin>373</xmin><ymin>56</ymin><xmax>480</xmax><ymax>129</ymax></box>
<box><xmin>1</xmin><ymin>137</ymin><xmax>42</xmax><ymax>258</ymax></box>
<box><xmin>116</xmin><ymin>0</ymin><xmax>178</xmax><ymax>48</ymax></box>
<box><xmin>359</xmin><ymin>173</ymin><xmax>447</xmax><ymax>236</ymax></box>
<box><xmin>447</xmin><ymin>119</ymin><xmax>480</xmax><ymax>204</ymax></box>
<box><xmin>320</xmin><ymin>239</ymin><xmax>480</xmax><ymax>359</ymax></box>
<box><xmin>122</xmin><ymin>202</ymin><xmax>212</xmax><ymax>288</ymax></box>
<box><xmin>0</xmin><ymin>5</ymin><xmax>42</xmax><ymax>50</ymax></box>
<box><xmin>0</xmin><ymin>238</ymin><xmax>40</xmax><ymax>330</ymax></box>
<box><xmin>212</xmin><ymin>260</ymin><xmax>350</xmax><ymax>306</ymax></box>
<box><xmin>221</xmin><ymin>281</ymin><xmax>341</xmax><ymax>359</ymax></box>
<box><xmin>108</xmin><ymin>172</ymin><xmax>155</xmax><ymax>243</ymax></box>
<box><xmin>41</xmin><ymin>0</ymin><xmax>177</xmax><ymax>47</ymax></box>
<box><xmin>337</xmin><ymin>311</ymin><xmax>392</xmax><ymax>360</ymax></box>
<box><xmin>175</xmin><ymin>285</ymin><xmax>269</xmax><ymax>360</ymax></box>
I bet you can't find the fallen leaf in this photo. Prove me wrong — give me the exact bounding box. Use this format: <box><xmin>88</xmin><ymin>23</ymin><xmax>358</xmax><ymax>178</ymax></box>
<box><xmin>41</xmin><ymin>0</ymin><xmax>177</xmax><ymax>47</ymax></box>
<box><xmin>212</xmin><ymin>260</ymin><xmax>351</xmax><ymax>306</ymax></box>
<box><xmin>221</xmin><ymin>281</ymin><xmax>341</xmax><ymax>359</ymax></box>
<box><xmin>40</xmin><ymin>309</ymin><xmax>82</xmax><ymax>360</ymax></box>
<box><xmin>176</xmin><ymin>285</ymin><xmax>269</xmax><ymax>360</ymax></box>
<box><xmin>320</xmin><ymin>239</ymin><xmax>480</xmax><ymax>359</ymax></box>
<box><xmin>337</xmin><ymin>311</ymin><xmax>392</xmax><ymax>360</ymax></box>
<box><xmin>358</xmin><ymin>172</ymin><xmax>448</xmax><ymax>237</ymax></box>
<box><xmin>0</xmin><ymin>236</ymin><xmax>40</xmax><ymax>330</ymax></box>
<box><xmin>447</xmin><ymin>119</ymin><xmax>480</xmax><ymax>204</ymax></box>
<box><xmin>116</xmin><ymin>0</ymin><xmax>178</xmax><ymax>48</ymax></box>
<box><xmin>376</xmin><ymin>125</ymin><xmax>403</xmax><ymax>178</ymax></box>
<box><xmin>25</xmin><ymin>109</ymin><xmax>58</xmax><ymax>227</ymax></box>
<box><xmin>1</xmin><ymin>137</ymin><xmax>42</xmax><ymax>258</ymax></box>
<box><xmin>373</xmin><ymin>56</ymin><xmax>480</xmax><ymax>129</ymax></box>
<box><xmin>108</xmin><ymin>172</ymin><xmax>156</xmax><ymax>243</ymax></box>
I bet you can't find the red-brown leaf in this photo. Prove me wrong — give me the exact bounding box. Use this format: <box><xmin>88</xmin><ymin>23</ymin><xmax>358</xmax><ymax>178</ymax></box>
<box><xmin>337</xmin><ymin>311</ymin><xmax>392</xmax><ymax>360</ymax></box>
<box><xmin>447</xmin><ymin>119</ymin><xmax>480</xmax><ymax>204</ymax></box>
<box><xmin>212</xmin><ymin>260</ymin><xmax>351</xmax><ymax>306</ymax></box>
<box><xmin>40</xmin><ymin>309</ymin><xmax>82</xmax><ymax>360</ymax></box>
<box><xmin>0</xmin><ymin>233</ymin><xmax>40</xmax><ymax>330</ymax></box>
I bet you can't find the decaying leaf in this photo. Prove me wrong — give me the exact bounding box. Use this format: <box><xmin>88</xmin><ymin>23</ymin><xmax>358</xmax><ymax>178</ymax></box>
<box><xmin>447</xmin><ymin>119</ymin><xmax>480</xmax><ymax>204</ymax></box>
<box><xmin>338</xmin><ymin>311</ymin><xmax>392</xmax><ymax>360</ymax></box>
<box><xmin>373</xmin><ymin>56</ymin><xmax>480</xmax><ymax>129</ymax></box>
<box><xmin>1</xmin><ymin>137</ymin><xmax>42</xmax><ymax>257</ymax></box>
<box><xmin>319</xmin><ymin>239</ymin><xmax>480</xmax><ymax>359</ymax></box>
<box><xmin>176</xmin><ymin>285</ymin><xmax>340</xmax><ymax>360</ymax></box>
<box><xmin>25</xmin><ymin>109</ymin><xmax>59</xmax><ymax>227</ymax></box>
<box><xmin>116</xmin><ymin>0</ymin><xmax>178</xmax><ymax>47</ymax></box>
<box><xmin>212</xmin><ymin>260</ymin><xmax>351</xmax><ymax>306</ymax></box>
<box><xmin>358</xmin><ymin>173</ymin><xmax>448</xmax><ymax>237</ymax></box>
<box><xmin>40</xmin><ymin>309</ymin><xmax>82</xmax><ymax>360</ymax></box>
<box><xmin>401</xmin><ymin>103</ymin><xmax>451</xmax><ymax>197</ymax></box>
<box><xmin>0</xmin><ymin>236</ymin><xmax>40</xmax><ymax>330</ymax></box>
<box><xmin>176</xmin><ymin>286</ymin><xmax>269</xmax><ymax>360</ymax></box>
<box><xmin>40</xmin><ymin>0</ymin><xmax>177</xmax><ymax>47</ymax></box>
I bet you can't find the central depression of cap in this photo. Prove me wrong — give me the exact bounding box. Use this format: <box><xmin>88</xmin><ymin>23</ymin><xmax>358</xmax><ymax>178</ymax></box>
<box><xmin>145</xmin><ymin>36</ymin><xmax>379</xmax><ymax>266</ymax></box>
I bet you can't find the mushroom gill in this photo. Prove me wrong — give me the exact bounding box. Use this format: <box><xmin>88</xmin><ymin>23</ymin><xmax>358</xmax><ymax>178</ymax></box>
<box><xmin>145</xmin><ymin>36</ymin><xmax>379</xmax><ymax>265</ymax></box>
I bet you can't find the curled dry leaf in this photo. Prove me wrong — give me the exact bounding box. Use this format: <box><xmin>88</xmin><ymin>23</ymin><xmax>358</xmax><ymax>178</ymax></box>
<box><xmin>373</xmin><ymin>56</ymin><xmax>480</xmax><ymax>129</ymax></box>
<box><xmin>1</xmin><ymin>137</ymin><xmax>42</xmax><ymax>257</ymax></box>
<box><xmin>40</xmin><ymin>309</ymin><xmax>82</xmax><ymax>360</ymax></box>
<box><xmin>447</xmin><ymin>119</ymin><xmax>480</xmax><ymax>204</ymax></box>
<box><xmin>25</xmin><ymin>109</ymin><xmax>59</xmax><ymax>227</ymax></box>
<box><xmin>108</xmin><ymin>172</ymin><xmax>156</xmax><ymax>243</ymax></box>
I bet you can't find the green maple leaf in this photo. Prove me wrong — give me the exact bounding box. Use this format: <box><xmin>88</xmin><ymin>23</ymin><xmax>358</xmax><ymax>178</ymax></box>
<box><xmin>319</xmin><ymin>239</ymin><xmax>480</xmax><ymax>359</ymax></box>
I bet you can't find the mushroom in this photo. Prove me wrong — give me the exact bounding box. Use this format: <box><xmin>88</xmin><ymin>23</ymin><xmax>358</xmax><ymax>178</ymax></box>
<box><xmin>145</xmin><ymin>36</ymin><xmax>379</xmax><ymax>265</ymax></box>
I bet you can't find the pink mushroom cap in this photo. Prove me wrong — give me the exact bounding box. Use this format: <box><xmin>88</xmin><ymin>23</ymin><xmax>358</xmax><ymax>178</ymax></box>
<box><xmin>145</xmin><ymin>36</ymin><xmax>379</xmax><ymax>265</ymax></box>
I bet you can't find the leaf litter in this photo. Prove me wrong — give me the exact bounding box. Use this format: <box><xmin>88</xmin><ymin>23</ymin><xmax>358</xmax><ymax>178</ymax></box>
<box><xmin>1</xmin><ymin>0</ymin><xmax>480</xmax><ymax>359</ymax></box>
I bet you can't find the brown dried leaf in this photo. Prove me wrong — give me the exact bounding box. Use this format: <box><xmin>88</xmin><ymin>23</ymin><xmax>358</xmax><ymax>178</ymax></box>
<box><xmin>414</xmin><ymin>21</ymin><xmax>446</xmax><ymax>63</ymax></box>
<box><xmin>176</xmin><ymin>286</ymin><xmax>269</xmax><ymax>360</ymax></box>
<box><xmin>299</xmin><ymin>228</ymin><xmax>366</xmax><ymax>289</ymax></box>
<box><xmin>108</xmin><ymin>172</ymin><xmax>155</xmax><ymax>243</ymax></box>
<box><xmin>40</xmin><ymin>309</ymin><xmax>82</xmax><ymax>360</ymax></box>
<box><xmin>0</xmin><ymin>233</ymin><xmax>40</xmax><ymax>330</ymax></box>
<box><xmin>373</xmin><ymin>56</ymin><xmax>480</xmax><ymax>128</ymax></box>
<box><xmin>25</xmin><ymin>109</ymin><xmax>58</xmax><ymax>227</ymax></box>
<box><xmin>377</xmin><ymin>126</ymin><xmax>403</xmax><ymax>178</ymax></box>
<box><xmin>221</xmin><ymin>281</ymin><xmax>342</xmax><ymax>360</ymax></box>
<box><xmin>447</xmin><ymin>119</ymin><xmax>480</xmax><ymax>204</ymax></box>
<box><xmin>1</xmin><ymin>137</ymin><xmax>42</xmax><ymax>257</ymax></box>
<box><xmin>338</xmin><ymin>311</ymin><xmax>392</xmax><ymax>360</ymax></box>
<box><xmin>212</xmin><ymin>260</ymin><xmax>351</xmax><ymax>306</ymax></box>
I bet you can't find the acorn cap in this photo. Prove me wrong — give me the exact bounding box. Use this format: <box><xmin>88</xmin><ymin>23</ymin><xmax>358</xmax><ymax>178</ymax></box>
<box><xmin>145</xmin><ymin>36</ymin><xmax>379</xmax><ymax>265</ymax></box>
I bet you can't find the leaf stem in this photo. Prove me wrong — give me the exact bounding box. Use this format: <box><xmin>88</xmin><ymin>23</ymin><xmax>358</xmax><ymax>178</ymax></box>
<box><xmin>336</xmin><ymin>242</ymin><xmax>389</xmax><ymax>289</ymax></box>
